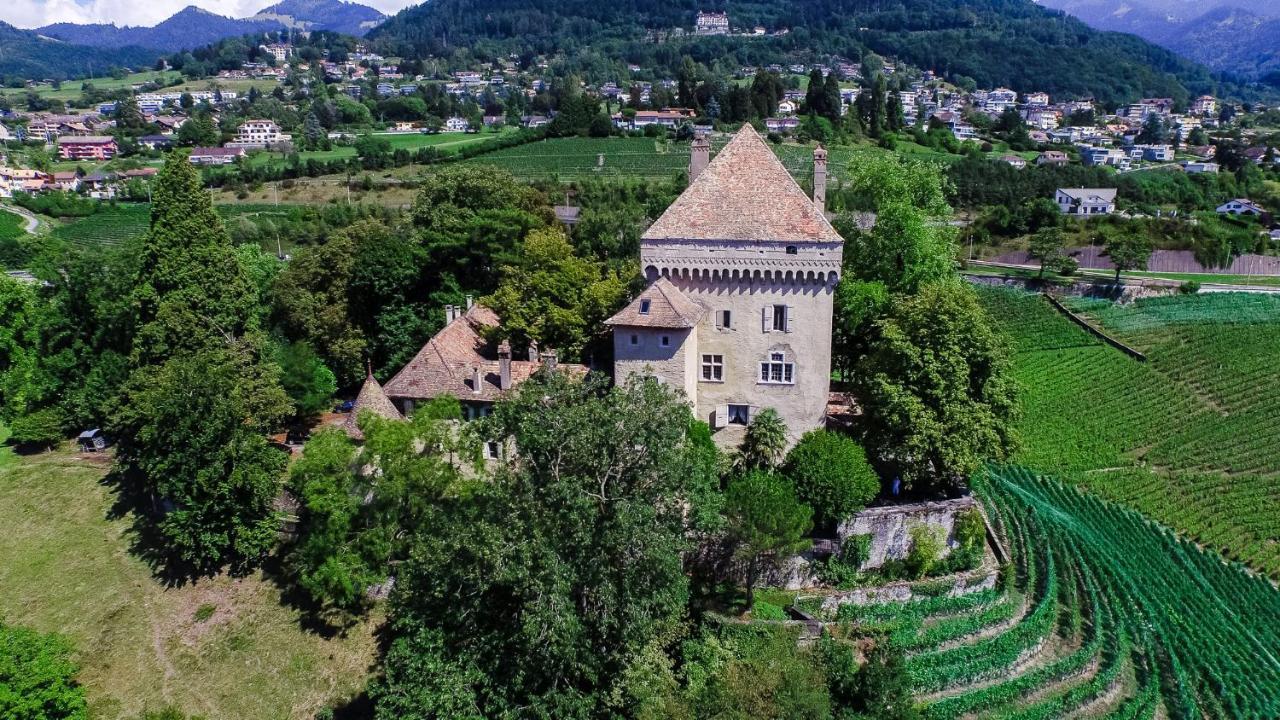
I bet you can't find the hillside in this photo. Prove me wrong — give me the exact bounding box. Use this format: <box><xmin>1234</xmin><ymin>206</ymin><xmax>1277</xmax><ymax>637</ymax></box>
<box><xmin>250</xmin><ymin>0</ymin><xmax>387</xmax><ymax>37</ymax></box>
<box><xmin>36</xmin><ymin>0</ymin><xmax>386</xmax><ymax>54</ymax></box>
<box><xmin>0</xmin><ymin>22</ymin><xmax>160</xmax><ymax>80</ymax></box>
<box><xmin>369</xmin><ymin>0</ymin><xmax>1218</xmax><ymax>105</ymax></box>
<box><xmin>37</xmin><ymin>7</ymin><xmax>282</xmax><ymax>54</ymax></box>
<box><xmin>1038</xmin><ymin>0</ymin><xmax>1280</xmax><ymax>78</ymax></box>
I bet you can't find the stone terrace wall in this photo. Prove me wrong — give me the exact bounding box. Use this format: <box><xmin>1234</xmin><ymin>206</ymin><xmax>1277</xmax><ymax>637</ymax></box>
<box><xmin>837</xmin><ymin>496</ymin><xmax>978</xmax><ymax>570</ymax></box>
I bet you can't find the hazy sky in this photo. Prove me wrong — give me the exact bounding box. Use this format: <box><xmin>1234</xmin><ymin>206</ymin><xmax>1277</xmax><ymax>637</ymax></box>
<box><xmin>2</xmin><ymin>0</ymin><xmax>419</xmax><ymax>29</ymax></box>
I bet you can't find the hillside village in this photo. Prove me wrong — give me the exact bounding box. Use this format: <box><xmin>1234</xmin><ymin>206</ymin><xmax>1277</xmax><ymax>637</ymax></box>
<box><xmin>3</xmin><ymin>4</ymin><xmax>1280</xmax><ymax>720</ymax></box>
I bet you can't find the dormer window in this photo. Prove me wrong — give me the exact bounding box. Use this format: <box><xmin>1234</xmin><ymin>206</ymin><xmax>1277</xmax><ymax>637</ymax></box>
<box><xmin>639</xmin><ymin>299</ymin><xmax>651</xmax><ymax>314</ymax></box>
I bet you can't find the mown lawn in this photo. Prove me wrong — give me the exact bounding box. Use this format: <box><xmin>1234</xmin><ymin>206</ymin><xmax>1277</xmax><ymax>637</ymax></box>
<box><xmin>0</xmin><ymin>440</ymin><xmax>378</xmax><ymax>719</ymax></box>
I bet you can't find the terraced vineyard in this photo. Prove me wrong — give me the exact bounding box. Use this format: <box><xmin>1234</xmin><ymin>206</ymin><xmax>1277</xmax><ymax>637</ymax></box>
<box><xmin>809</xmin><ymin>467</ymin><xmax>1280</xmax><ymax>717</ymax></box>
<box><xmin>50</xmin><ymin>204</ymin><xmax>150</xmax><ymax>247</ymax></box>
<box><xmin>977</xmin><ymin>288</ymin><xmax>1280</xmax><ymax>578</ymax></box>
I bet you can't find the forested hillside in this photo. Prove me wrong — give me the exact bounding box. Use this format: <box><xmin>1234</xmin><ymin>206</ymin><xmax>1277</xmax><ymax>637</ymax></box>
<box><xmin>0</xmin><ymin>22</ymin><xmax>161</xmax><ymax>81</ymax></box>
<box><xmin>370</xmin><ymin>0</ymin><xmax>1218</xmax><ymax>105</ymax></box>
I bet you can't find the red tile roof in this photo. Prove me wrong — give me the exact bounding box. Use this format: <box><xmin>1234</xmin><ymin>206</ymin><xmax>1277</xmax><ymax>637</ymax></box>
<box><xmin>642</xmin><ymin>125</ymin><xmax>840</xmax><ymax>244</ymax></box>
<box><xmin>383</xmin><ymin>305</ymin><xmax>586</xmax><ymax>403</ymax></box>
<box><xmin>605</xmin><ymin>277</ymin><xmax>706</xmax><ymax>329</ymax></box>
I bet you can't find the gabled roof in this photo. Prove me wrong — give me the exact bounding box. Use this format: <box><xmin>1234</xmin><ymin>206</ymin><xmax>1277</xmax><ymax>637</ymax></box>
<box><xmin>642</xmin><ymin>125</ymin><xmax>841</xmax><ymax>244</ymax></box>
<box><xmin>383</xmin><ymin>304</ymin><xmax>586</xmax><ymax>403</ymax></box>
<box><xmin>605</xmin><ymin>277</ymin><xmax>707</xmax><ymax>329</ymax></box>
<box><xmin>343</xmin><ymin>372</ymin><xmax>403</xmax><ymax>441</ymax></box>
<box><xmin>1057</xmin><ymin>187</ymin><xmax>1117</xmax><ymax>203</ymax></box>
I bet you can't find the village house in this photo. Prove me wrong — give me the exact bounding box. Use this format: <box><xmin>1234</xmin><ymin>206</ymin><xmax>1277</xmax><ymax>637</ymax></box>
<box><xmin>1216</xmin><ymin>199</ymin><xmax>1265</xmax><ymax>216</ymax></box>
<box><xmin>340</xmin><ymin>371</ymin><xmax>404</xmax><ymax>442</ymax></box>
<box><xmin>1036</xmin><ymin>151</ymin><xmax>1069</xmax><ymax>167</ymax></box>
<box><xmin>1191</xmin><ymin>95</ymin><xmax>1217</xmax><ymax>117</ymax></box>
<box><xmin>607</xmin><ymin>127</ymin><xmax>842</xmax><ymax>447</ymax></box>
<box><xmin>444</xmin><ymin>116</ymin><xmax>471</xmax><ymax>132</ymax></box>
<box><xmin>51</xmin><ymin>171</ymin><xmax>81</xmax><ymax>192</ymax></box>
<box><xmin>57</xmin><ymin>136</ymin><xmax>117</xmax><ymax>160</ymax></box>
<box><xmin>188</xmin><ymin>146</ymin><xmax>246</xmax><ymax>165</ymax></box>
<box><xmin>1056</xmin><ymin>187</ymin><xmax>1117</xmax><ymax>216</ymax></box>
<box><xmin>227</xmin><ymin>119</ymin><xmax>290</xmax><ymax>149</ymax></box>
<box><xmin>1182</xmin><ymin>161</ymin><xmax>1219</xmax><ymax>174</ymax></box>
<box><xmin>765</xmin><ymin>117</ymin><xmax>801</xmax><ymax>134</ymax></box>
<box><xmin>1023</xmin><ymin>91</ymin><xmax>1050</xmax><ymax>106</ymax></box>
<box><xmin>1000</xmin><ymin>155</ymin><xmax>1027</xmax><ymax>170</ymax></box>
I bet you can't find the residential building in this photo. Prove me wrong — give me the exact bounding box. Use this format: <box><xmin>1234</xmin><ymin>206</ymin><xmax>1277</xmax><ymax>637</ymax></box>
<box><xmin>1182</xmin><ymin>161</ymin><xmax>1219</xmax><ymax>174</ymax></box>
<box><xmin>1000</xmin><ymin>155</ymin><xmax>1027</xmax><ymax>169</ymax></box>
<box><xmin>1137</xmin><ymin>144</ymin><xmax>1174</xmax><ymax>162</ymax></box>
<box><xmin>627</xmin><ymin>109</ymin><xmax>694</xmax><ymax>130</ymax></box>
<box><xmin>51</xmin><ymin>171</ymin><xmax>80</xmax><ymax>191</ymax></box>
<box><xmin>444</xmin><ymin>116</ymin><xmax>470</xmax><ymax>132</ymax></box>
<box><xmin>227</xmin><ymin>119</ymin><xmax>290</xmax><ymax>148</ymax></box>
<box><xmin>341</xmin><ymin>371</ymin><xmax>403</xmax><ymax>441</ymax></box>
<box><xmin>57</xmin><ymin>136</ymin><xmax>117</xmax><ymax>160</ymax></box>
<box><xmin>695</xmin><ymin>11</ymin><xmax>730</xmax><ymax>35</ymax></box>
<box><xmin>1216</xmin><ymin>199</ymin><xmax>1265</xmax><ymax>216</ymax></box>
<box><xmin>1056</xmin><ymin>187</ymin><xmax>1117</xmax><ymax>215</ymax></box>
<box><xmin>138</xmin><ymin>134</ymin><xmax>173</xmax><ymax>150</ymax></box>
<box><xmin>188</xmin><ymin>146</ymin><xmax>246</xmax><ymax>165</ymax></box>
<box><xmin>1023</xmin><ymin>91</ymin><xmax>1050</xmax><ymax>106</ymax></box>
<box><xmin>607</xmin><ymin>126</ymin><xmax>842</xmax><ymax>447</ymax></box>
<box><xmin>261</xmin><ymin>43</ymin><xmax>291</xmax><ymax>64</ymax></box>
<box><xmin>1036</xmin><ymin>151</ymin><xmax>1069</xmax><ymax>167</ymax></box>
<box><xmin>765</xmin><ymin>117</ymin><xmax>801</xmax><ymax>134</ymax></box>
<box><xmin>1191</xmin><ymin>95</ymin><xmax>1217</xmax><ymax>117</ymax></box>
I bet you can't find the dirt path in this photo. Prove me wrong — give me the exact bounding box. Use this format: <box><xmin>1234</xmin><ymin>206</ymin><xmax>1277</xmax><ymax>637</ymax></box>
<box><xmin>0</xmin><ymin>204</ymin><xmax>40</xmax><ymax>233</ymax></box>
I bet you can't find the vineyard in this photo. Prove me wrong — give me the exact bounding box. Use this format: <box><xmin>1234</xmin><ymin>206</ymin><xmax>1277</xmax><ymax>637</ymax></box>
<box><xmin>977</xmin><ymin>287</ymin><xmax>1280</xmax><ymax>577</ymax></box>
<box><xmin>50</xmin><ymin>204</ymin><xmax>150</xmax><ymax>247</ymax></box>
<box><xmin>805</xmin><ymin>466</ymin><xmax>1280</xmax><ymax>717</ymax></box>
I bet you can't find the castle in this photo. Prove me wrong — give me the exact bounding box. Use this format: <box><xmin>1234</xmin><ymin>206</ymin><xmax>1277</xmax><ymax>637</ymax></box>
<box><xmin>607</xmin><ymin>126</ymin><xmax>843</xmax><ymax>445</ymax></box>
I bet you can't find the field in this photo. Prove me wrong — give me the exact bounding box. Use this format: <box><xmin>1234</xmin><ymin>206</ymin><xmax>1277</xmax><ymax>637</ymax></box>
<box><xmin>0</xmin><ymin>71</ymin><xmax>185</xmax><ymax>103</ymax></box>
<box><xmin>0</xmin><ymin>206</ymin><xmax>26</xmax><ymax>242</ymax></box>
<box><xmin>976</xmin><ymin>287</ymin><xmax>1280</xmax><ymax>577</ymax></box>
<box><xmin>0</xmin><ymin>440</ymin><xmax>378</xmax><ymax>719</ymax></box>
<box><xmin>245</xmin><ymin>131</ymin><xmax>505</xmax><ymax>170</ymax></box>
<box><xmin>50</xmin><ymin>203</ymin><xmax>151</xmax><ymax>247</ymax></box>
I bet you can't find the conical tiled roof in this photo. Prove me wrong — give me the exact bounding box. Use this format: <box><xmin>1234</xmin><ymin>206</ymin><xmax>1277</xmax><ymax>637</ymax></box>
<box><xmin>343</xmin><ymin>371</ymin><xmax>403</xmax><ymax>441</ymax></box>
<box><xmin>642</xmin><ymin>125</ymin><xmax>841</xmax><ymax>244</ymax></box>
<box><xmin>604</xmin><ymin>277</ymin><xmax>707</xmax><ymax>328</ymax></box>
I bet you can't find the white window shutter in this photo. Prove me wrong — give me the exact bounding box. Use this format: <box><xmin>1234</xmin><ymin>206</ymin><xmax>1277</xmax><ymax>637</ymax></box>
<box><xmin>714</xmin><ymin>404</ymin><xmax>729</xmax><ymax>429</ymax></box>
<box><xmin>786</xmin><ymin>306</ymin><xmax>795</xmax><ymax>333</ymax></box>
<box><xmin>762</xmin><ymin>305</ymin><xmax>773</xmax><ymax>332</ymax></box>
<box><xmin>715</xmin><ymin>311</ymin><xmax>723</xmax><ymax>329</ymax></box>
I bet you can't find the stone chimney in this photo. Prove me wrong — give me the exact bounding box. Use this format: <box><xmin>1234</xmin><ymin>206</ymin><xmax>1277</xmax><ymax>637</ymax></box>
<box><xmin>527</xmin><ymin>339</ymin><xmax>539</xmax><ymax>362</ymax></box>
<box><xmin>465</xmin><ymin>294</ymin><xmax>474</xmax><ymax>310</ymax></box>
<box><xmin>813</xmin><ymin>144</ymin><xmax>828</xmax><ymax>215</ymax></box>
<box><xmin>497</xmin><ymin>340</ymin><xmax>512</xmax><ymax>391</ymax></box>
<box><xmin>471</xmin><ymin>365</ymin><xmax>482</xmax><ymax>394</ymax></box>
<box><xmin>690</xmin><ymin>133</ymin><xmax>710</xmax><ymax>182</ymax></box>
<box><xmin>444</xmin><ymin>304</ymin><xmax>455</xmax><ymax>324</ymax></box>
<box><xmin>540</xmin><ymin>349</ymin><xmax>558</xmax><ymax>372</ymax></box>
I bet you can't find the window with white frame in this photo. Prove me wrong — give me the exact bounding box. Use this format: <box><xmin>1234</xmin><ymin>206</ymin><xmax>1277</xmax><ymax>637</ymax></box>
<box><xmin>701</xmin><ymin>354</ymin><xmax>723</xmax><ymax>381</ymax></box>
<box><xmin>727</xmin><ymin>404</ymin><xmax>750</xmax><ymax>425</ymax></box>
<box><xmin>639</xmin><ymin>299</ymin><xmax>651</xmax><ymax>314</ymax></box>
<box><xmin>759</xmin><ymin>351</ymin><xmax>795</xmax><ymax>384</ymax></box>
<box><xmin>483</xmin><ymin>441</ymin><xmax>502</xmax><ymax>460</ymax></box>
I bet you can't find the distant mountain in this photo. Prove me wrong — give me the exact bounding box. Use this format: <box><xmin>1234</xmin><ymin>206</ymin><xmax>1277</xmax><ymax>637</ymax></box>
<box><xmin>36</xmin><ymin>0</ymin><xmax>386</xmax><ymax>54</ymax></box>
<box><xmin>1036</xmin><ymin>0</ymin><xmax>1280</xmax><ymax>77</ymax></box>
<box><xmin>0</xmin><ymin>21</ymin><xmax>161</xmax><ymax>80</ymax></box>
<box><xmin>37</xmin><ymin>7</ymin><xmax>282</xmax><ymax>53</ymax></box>
<box><xmin>371</xmin><ymin>0</ymin><xmax>1219</xmax><ymax>106</ymax></box>
<box><xmin>250</xmin><ymin>0</ymin><xmax>387</xmax><ymax>37</ymax></box>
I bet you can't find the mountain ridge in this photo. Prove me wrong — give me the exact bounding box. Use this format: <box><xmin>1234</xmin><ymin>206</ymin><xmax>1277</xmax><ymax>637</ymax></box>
<box><xmin>35</xmin><ymin>0</ymin><xmax>386</xmax><ymax>53</ymax></box>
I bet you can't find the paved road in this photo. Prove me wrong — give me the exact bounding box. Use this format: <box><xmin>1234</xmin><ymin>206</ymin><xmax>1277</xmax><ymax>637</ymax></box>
<box><xmin>0</xmin><ymin>204</ymin><xmax>39</xmax><ymax>234</ymax></box>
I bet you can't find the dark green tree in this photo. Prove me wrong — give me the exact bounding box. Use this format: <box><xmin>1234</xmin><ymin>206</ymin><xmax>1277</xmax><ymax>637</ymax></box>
<box><xmin>1028</xmin><ymin>226</ymin><xmax>1067</xmax><ymax>278</ymax></box>
<box><xmin>1105</xmin><ymin>228</ymin><xmax>1155</xmax><ymax>282</ymax></box>
<box><xmin>858</xmin><ymin>282</ymin><xmax>1018</xmax><ymax>493</ymax></box>
<box><xmin>0</xmin><ymin>622</ymin><xmax>87</xmax><ymax>720</ymax></box>
<box><xmin>784</xmin><ymin>430</ymin><xmax>880</xmax><ymax>527</ymax></box>
<box><xmin>724</xmin><ymin>470</ymin><xmax>812</xmax><ymax>605</ymax></box>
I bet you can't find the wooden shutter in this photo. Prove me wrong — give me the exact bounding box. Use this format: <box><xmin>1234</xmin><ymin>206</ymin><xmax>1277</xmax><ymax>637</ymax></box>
<box><xmin>785</xmin><ymin>306</ymin><xmax>795</xmax><ymax>333</ymax></box>
<box><xmin>714</xmin><ymin>404</ymin><xmax>729</xmax><ymax>429</ymax></box>
<box><xmin>762</xmin><ymin>305</ymin><xmax>773</xmax><ymax>332</ymax></box>
<box><xmin>714</xmin><ymin>310</ymin><xmax>723</xmax><ymax>329</ymax></box>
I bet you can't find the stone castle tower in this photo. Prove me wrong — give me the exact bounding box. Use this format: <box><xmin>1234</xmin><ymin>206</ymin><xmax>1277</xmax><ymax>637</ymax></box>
<box><xmin>607</xmin><ymin>126</ymin><xmax>843</xmax><ymax>446</ymax></box>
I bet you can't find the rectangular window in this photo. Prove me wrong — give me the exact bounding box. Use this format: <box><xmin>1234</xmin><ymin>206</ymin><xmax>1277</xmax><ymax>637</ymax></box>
<box><xmin>728</xmin><ymin>404</ymin><xmax>750</xmax><ymax>425</ymax></box>
<box><xmin>630</xmin><ymin>334</ymin><xmax>639</xmax><ymax>346</ymax></box>
<box><xmin>484</xmin><ymin>441</ymin><xmax>502</xmax><ymax>460</ymax></box>
<box><xmin>772</xmin><ymin>305</ymin><xmax>788</xmax><ymax>332</ymax></box>
<box><xmin>760</xmin><ymin>353</ymin><xmax>796</xmax><ymax>385</ymax></box>
<box><xmin>661</xmin><ymin>335</ymin><xmax>671</xmax><ymax>347</ymax></box>
<box><xmin>701</xmin><ymin>354</ymin><xmax>723</xmax><ymax>382</ymax></box>
<box><xmin>639</xmin><ymin>299</ymin><xmax>651</xmax><ymax>315</ymax></box>
<box><xmin>716</xmin><ymin>309</ymin><xmax>732</xmax><ymax>329</ymax></box>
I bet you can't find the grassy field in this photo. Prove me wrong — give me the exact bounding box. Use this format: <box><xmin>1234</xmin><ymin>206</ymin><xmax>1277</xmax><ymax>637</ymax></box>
<box><xmin>977</xmin><ymin>287</ymin><xmax>1280</xmax><ymax>577</ymax></box>
<box><xmin>0</xmin><ymin>71</ymin><xmax>184</xmax><ymax>103</ymax></box>
<box><xmin>245</xmin><ymin>131</ymin><xmax>506</xmax><ymax>170</ymax></box>
<box><xmin>0</xmin><ymin>206</ymin><xmax>26</xmax><ymax>242</ymax></box>
<box><xmin>0</xmin><ymin>440</ymin><xmax>378</xmax><ymax>719</ymax></box>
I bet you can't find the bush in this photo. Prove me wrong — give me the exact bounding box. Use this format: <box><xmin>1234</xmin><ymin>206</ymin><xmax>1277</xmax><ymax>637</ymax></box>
<box><xmin>0</xmin><ymin>621</ymin><xmax>87</xmax><ymax>719</ymax></box>
<box><xmin>1180</xmin><ymin>280</ymin><xmax>1201</xmax><ymax>294</ymax></box>
<box><xmin>905</xmin><ymin>524</ymin><xmax>945</xmax><ymax>579</ymax></box>
<box><xmin>7</xmin><ymin>407</ymin><xmax>65</xmax><ymax>449</ymax></box>
<box><xmin>751</xmin><ymin>599</ymin><xmax>788</xmax><ymax>621</ymax></box>
<box><xmin>784</xmin><ymin>430</ymin><xmax>879</xmax><ymax>526</ymax></box>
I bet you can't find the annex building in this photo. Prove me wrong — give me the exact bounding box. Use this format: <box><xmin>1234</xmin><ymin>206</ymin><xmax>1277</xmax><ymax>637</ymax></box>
<box><xmin>607</xmin><ymin>125</ymin><xmax>843</xmax><ymax>446</ymax></box>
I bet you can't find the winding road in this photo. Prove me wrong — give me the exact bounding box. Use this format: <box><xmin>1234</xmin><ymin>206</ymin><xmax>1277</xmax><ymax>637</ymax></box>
<box><xmin>0</xmin><ymin>204</ymin><xmax>39</xmax><ymax>234</ymax></box>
